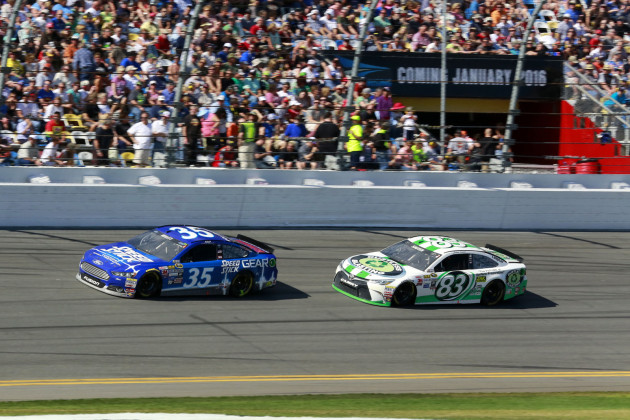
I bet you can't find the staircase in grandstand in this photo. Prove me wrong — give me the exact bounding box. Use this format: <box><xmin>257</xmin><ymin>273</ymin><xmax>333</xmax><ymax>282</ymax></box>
<box><xmin>564</xmin><ymin>62</ymin><xmax>630</xmax><ymax>155</ymax></box>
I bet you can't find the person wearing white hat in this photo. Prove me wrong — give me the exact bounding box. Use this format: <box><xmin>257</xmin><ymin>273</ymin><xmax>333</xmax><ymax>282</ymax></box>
<box><xmin>300</xmin><ymin>59</ymin><xmax>319</xmax><ymax>82</ymax></box>
<box><xmin>150</xmin><ymin>110</ymin><xmax>170</xmax><ymax>167</ymax></box>
<box><xmin>305</xmin><ymin>9</ymin><xmax>324</xmax><ymax>36</ymax></box>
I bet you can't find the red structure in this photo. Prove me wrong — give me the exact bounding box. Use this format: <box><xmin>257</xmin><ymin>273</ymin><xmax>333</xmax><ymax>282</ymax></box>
<box><xmin>516</xmin><ymin>101</ymin><xmax>630</xmax><ymax>174</ymax></box>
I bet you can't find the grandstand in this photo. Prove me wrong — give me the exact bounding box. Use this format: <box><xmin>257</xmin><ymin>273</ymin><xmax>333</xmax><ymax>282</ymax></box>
<box><xmin>0</xmin><ymin>0</ymin><xmax>628</xmax><ymax>173</ymax></box>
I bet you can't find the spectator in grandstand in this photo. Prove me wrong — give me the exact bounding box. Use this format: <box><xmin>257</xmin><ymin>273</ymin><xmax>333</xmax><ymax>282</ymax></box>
<box><xmin>44</xmin><ymin>112</ymin><xmax>66</xmax><ymax>135</ymax></box>
<box><xmin>447</xmin><ymin>130</ymin><xmax>473</xmax><ymax>165</ymax></box>
<box><xmin>16</xmin><ymin>136</ymin><xmax>41</xmax><ymax>166</ymax></box>
<box><xmin>94</xmin><ymin>119</ymin><xmax>115</xmax><ymax>166</ymax></box>
<box><xmin>254</xmin><ymin>138</ymin><xmax>277</xmax><ymax>169</ymax></box>
<box><xmin>151</xmin><ymin>110</ymin><xmax>170</xmax><ymax>168</ymax></box>
<box><xmin>72</xmin><ymin>42</ymin><xmax>95</xmax><ymax>81</ymax></box>
<box><xmin>298</xmin><ymin>139</ymin><xmax>319</xmax><ymax>170</ymax></box>
<box><xmin>183</xmin><ymin>104</ymin><xmax>203</xmax><ymax>167</ymax></box>
<box><xmin>346</xmin><ymin>114</ymin><xmax>364</xmax><ymax>170</ymax></box>
<box><xmin>212</xmin><ymin>140</ymin><xmax>239</xmax><ymax>168</ymax></box>
<box><xmin>127</xmin><ymin>112</ymin><xmax>153</xmax><ymax>167</ymax></box>
<box><xmin>40</xmin><ymin>135</ymin><xmax>66</xmax><ymax>166</ymax></box>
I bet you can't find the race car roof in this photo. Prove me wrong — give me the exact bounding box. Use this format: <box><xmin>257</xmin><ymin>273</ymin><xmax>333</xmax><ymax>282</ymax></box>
<box><xmin>156</xmin><ymin>225</ymin><xmax>230</xmax><ymax>244</ymax></box>
<box><xmin>407</xmin><ymin>236</ymin><xmax>481</xmax><ymax>254</ymax></box>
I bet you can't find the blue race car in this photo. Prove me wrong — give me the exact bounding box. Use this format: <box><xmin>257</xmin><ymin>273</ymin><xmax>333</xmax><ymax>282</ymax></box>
<box><xmin>76</xmin><ymin>226</ymin><xmax>278</xmax><ymax>298</ymax></box>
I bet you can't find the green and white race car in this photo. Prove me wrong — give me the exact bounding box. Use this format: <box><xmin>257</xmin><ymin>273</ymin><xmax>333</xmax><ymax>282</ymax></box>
<box><xmin>332</xmin><ymin>236</ymin><xmax>527</xmax><ymax>307</ymax></box>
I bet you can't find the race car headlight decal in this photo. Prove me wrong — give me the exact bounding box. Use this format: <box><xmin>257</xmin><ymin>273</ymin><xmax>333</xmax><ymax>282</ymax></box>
<box><xmin>371</xmin><ymin>279</ymin><xmax>394</xmax><ymax>285</ymax></box>
<box><xmin>111</xmin><ymin>271</ymin><xmax>136</xmax><ymax>278</ymax></box>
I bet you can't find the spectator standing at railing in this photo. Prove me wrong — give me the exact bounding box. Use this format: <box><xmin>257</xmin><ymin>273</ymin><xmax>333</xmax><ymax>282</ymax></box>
<box><xmin>94</xmin><ymin>119</ymin><xmax>115</xmax><ymax>166</ymax></box>
<box><xmin>238</xmin><ymin>112</ymin><xmax>258</xmax><ymax>169</ymax></box>
<box><xmin>347</xmin><ymin>114</ymin><xmax>364</xmax><ymax>171</ymax></box>
<box><xmin>182</xmin><ymin>104</ymin><xmax>202</xmax><ymax>167</ymax></box>
<box><xmin>127</xmin><ymin>112</ymin><xmax>152</xmax><ymax>167</ymax></box>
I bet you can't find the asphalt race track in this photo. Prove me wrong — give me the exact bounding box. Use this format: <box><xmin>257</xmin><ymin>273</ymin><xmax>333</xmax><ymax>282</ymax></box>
<box><xmin>1</xmin><ymin>229</ymin><xmax>630</xmax><ymax>401</ymax></box>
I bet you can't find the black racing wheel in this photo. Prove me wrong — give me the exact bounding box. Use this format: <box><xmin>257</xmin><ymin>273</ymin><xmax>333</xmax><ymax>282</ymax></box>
<box><xmin>392</xmin><ymin>282</ymin><xmax>417</xmax><ymax>307</ymax></box>
<box><xmin>229</xmin><ymin>272</ymin><xmax>254</xmax><ymax>297</ymax></box>
<box><xmin>136</xmin><ymin>272</ymin><xmax>161</xmax><ymax>298</ymax></box>
<box><xmin>481</xmin><ymin>280</ymin><xmax>505</xmax><ymax>306</ymax></box>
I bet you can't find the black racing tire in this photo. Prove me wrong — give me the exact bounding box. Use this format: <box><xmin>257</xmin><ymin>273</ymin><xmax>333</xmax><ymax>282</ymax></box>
<box><xmin>392</xmin><ymin>282</ymin><xmax>417</xmax><ymax>307</ymax></box>
<box><xmin>135</xmin><ymin>272</ymin><xmax>161</xmax><ymax>298</ymax></box>
<box><xmin>229</xmin><ymin>271</ymin><xmax>254</xmax><ymax>297</ymax></box>
<box><xmin>481</xmin><ymin>280</ymin><xmax>505</xmax><ymax>306</ymax></box>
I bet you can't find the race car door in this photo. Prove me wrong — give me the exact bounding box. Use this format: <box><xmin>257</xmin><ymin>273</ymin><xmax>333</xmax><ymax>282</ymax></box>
<box><xmin>425</xmin><ymin>253</ymin><xmax>476</xmax><ymax>303</ymax></box>
<box><xmin>178</xmin><ymin>243</ymin><xmax>223</xmax><ymax>293</ymax></box>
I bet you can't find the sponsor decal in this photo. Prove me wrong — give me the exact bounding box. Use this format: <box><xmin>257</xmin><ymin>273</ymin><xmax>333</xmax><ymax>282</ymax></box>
<box><xmin>174</xmin><ymin>277</ymin><xmax>183</xmax><ymax>284</ymax></box>
<box><xmin>93</xmin><ymin>259</ymin><xmax>103</xmax><ymax>266</ymax></box>
<box><xmin>81</xmin><ymin>273</ymin><xmax>102</xmax><ymax>287</ymax></box>
<box><xmin>414</xmin><ymin>237</ymin><xmax>477</xmax><ymax>252</ymax></box>
<box><xmin>476</xmin><ymin>276</ymin><xmax>487</xmax><ymax>283</ymax></box>
<box><xmin>506</xmin><ymin>269</ymin><xmax>523</xmax><ymax>287</ymax></box>
<box><xmin>242</xmin><ymin>259</ymin><xmax>273</xmax><ymax>268</ymax></box>
<box><xmin>340</xmin><ymin>278</ymin><xmax>358</xmax><ymax>289</ymax></box>
<box><xmin>175</xmin><ymin>263</ymin><xmax>183</xmax><ymax>268</ymax></box>
<box><xmin>95</xmin><ymin>251</ymin><xmax>118</xmax><ymax>264</ymax></box>
<box><xmin>423</xmin><ymin>274</ymin><xmax>432</xmax><ymax>279</ymax></box>
<box><xmin>350</xmin><ymin>255</ymin><xmax>403</xmax><ymax>276</ymax></box>
<box><xmin>468</xmin><ymin>285</ymin><xmax>483</xmax><ymax>296</ymax></box>
<box><xmin>105</xmin><ymin>246</ymin><xmax>153</xmax><ymax>263</ymax></box>
<box><xmin>383</xmin><ymin>285</ymin><xmax>395</xmax><ymax>302</ymax></box>
<box><xmin>423</xmin><ymin>283</ymin><xmax>430</xmax><ymax>288</ymax></box>
<box><xmin>416</xmin><ymin>279</ymin><xmax>423</xmax><ymax>286</ymax></box>
<box><xmin>222</xmin><ymin>260</ymin><xmax>239</xmax><ymax>267</ymax></box>
<box><xmin>125</xmin><ymin>279</ymin><xmax>137</xmax><ymax>287</ymax></box>
<box><xmin>435</xmin><ymin>271</ymin><xmax>474</xmax><ymax>301</ymax></box>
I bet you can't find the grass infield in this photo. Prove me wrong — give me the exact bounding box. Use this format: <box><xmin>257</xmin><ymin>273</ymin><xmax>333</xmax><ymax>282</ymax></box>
<box><xmin>1</xmin><ymin>393</ymin><xmax>630</xmax><ymax>419</ymax></box>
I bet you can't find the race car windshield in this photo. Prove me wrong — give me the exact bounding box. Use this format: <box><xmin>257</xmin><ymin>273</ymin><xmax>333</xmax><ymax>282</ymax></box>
<box><xmin>381</xmin><ymin>240</ymin><xmax>440</xmax><ymax>271</ymax></box>
<box><xmin>127</xmin><ymin>230</ymin><xmax>188</xmax><ymax>261</ymax></box>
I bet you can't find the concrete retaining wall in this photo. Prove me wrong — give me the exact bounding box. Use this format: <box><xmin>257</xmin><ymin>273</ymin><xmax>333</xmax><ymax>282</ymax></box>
<box><xmin>1</xmin><ymin>167</ymin><xmax>629</xmax><ymax>229</ymax></box>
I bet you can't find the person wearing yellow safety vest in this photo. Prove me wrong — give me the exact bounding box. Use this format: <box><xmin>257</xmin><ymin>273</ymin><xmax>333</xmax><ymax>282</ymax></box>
<box><xmin>372</xmin><ymin>120</ymin><xmax>392</xmax><ymax>170</ymax></box>
<box><xmin>346</xmin><ymin>114</ymin><xmax>364</xmax><ymax>170</ymax></box>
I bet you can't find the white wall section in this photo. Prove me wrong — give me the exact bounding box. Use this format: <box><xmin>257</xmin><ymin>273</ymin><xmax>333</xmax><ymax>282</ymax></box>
<box><xmin>0</xmin><ymin>168</ymin><xmax>628</xmax><ymax>229</ymax></box>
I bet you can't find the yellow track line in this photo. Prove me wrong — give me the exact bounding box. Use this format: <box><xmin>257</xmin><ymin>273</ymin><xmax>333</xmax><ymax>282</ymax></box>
<box><xmin>2</xmin><ymin>372</ymin><xmax>630</xmax><ymax>387</ymax></box>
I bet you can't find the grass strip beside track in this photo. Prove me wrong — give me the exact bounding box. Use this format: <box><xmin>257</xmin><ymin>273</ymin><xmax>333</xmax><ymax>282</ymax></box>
<box><xmin>1</xmin><ymin>393</ymin><xmax>630</xmax><ymax>419</ymax></box>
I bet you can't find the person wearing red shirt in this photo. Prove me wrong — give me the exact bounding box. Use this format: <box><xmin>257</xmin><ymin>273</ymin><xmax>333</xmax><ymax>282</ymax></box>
<box><xmin>44</xmin><ymin>112</ymin><xmax>67</xmax><ymax>135</ymax></box>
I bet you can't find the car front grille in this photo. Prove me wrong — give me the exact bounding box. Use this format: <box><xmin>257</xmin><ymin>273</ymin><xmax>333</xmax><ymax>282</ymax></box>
<box><xmin>81</xmin><ymin>262</ymin><xmax>110</xmax><ymax>280</ymax></box>
<box><xmin>334</xmin><ymin>271</ymin><xmax>371</xmax><ymax>300</ymax></box>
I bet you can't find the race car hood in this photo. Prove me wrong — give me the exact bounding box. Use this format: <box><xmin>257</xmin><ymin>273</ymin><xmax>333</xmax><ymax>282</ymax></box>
<box><xmin>340</xmin><ymin>252</ymin><xmax>413</xmax><ymax>281</ymax></box>
<box><xmin>84</xmin><ymin>242</ymin><xmax>161</xmax><ymax>272</ymax></box>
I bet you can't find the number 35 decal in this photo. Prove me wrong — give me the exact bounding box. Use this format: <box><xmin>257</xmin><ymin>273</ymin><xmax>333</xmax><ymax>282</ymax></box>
<box><xmin>435</xmin><ymin>271</ymin><xmax>473</xmax><ymax>301</ymax></box>
<box><xmin>184</xmin><ymin>267</ymin><xmax>215</xmax><ymax>288</ymax></box>
<box><xmin>171</xmin><ymin>227</ymin><xmax>214</xmax><ymax>240</ymax></box>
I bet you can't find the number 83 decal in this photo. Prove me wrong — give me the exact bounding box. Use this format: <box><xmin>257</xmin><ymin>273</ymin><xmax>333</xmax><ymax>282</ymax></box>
<box><xmin>435</xmin><ymin>271</ymin><xmax>473</xmax><ymax>301</ymax></box>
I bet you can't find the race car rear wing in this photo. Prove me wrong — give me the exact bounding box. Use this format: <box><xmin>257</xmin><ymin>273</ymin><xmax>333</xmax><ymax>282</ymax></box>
<box><xmin>485</xmin><ymin>244</ymin><xmax>524</xmax><ymax>263</ymax></box>
<box><xmin>236</xmin><ymin>234</ymin><xmax>275</xmax><ymax>254</ymax></box>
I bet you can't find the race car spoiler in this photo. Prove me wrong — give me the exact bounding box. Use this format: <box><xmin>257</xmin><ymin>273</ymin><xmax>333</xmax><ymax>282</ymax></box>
<box><xmin>236</xmin><ymin>235</ymin><xmax>275</xmax><ymax>254</ymax></box>
<box><xmin>485</xmin><ymin>244</ymin><xmax>524</xmax><ymax>263</ymax></box>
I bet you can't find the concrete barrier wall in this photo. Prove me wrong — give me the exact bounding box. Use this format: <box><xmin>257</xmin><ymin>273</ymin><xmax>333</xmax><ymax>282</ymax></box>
<box><xmin>1</xmin><ymin>167</ymin><xmax>629</xmax><ymax>229</ymax></box>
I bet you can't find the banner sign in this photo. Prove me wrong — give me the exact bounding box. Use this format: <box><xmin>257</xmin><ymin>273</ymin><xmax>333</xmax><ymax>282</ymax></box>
<box><xmin>321</xmin><ymin>51</ymin><xmax>563</xmax><ymax>100</ymax></box>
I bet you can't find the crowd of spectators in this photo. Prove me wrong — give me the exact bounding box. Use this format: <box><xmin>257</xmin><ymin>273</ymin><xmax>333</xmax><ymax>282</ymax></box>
<box><xmin>0</xmin><ymin>0</ymin><xmax>625</xmax><ymax>169</ymax></box>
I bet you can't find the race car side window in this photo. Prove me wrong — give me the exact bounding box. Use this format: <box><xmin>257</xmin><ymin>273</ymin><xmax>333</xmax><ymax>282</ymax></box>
<box><xmin>220</xmin><ymin>244</ymin><xmax>250</xmax><ymax>259</ymax></box>
<box><xmin>180</xmin><ymin>244</ymin><xmax>218</xmax><ymax>263</ymax></box>
<box><xmin>472</xmin><ymin>254</ymin><xmax>499</xmax><ymax>269</ymax></box>
<box><xmin>435</xmin><ymin>254</ymin><xmax>471</xmax><ymax>272</ymax></box>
